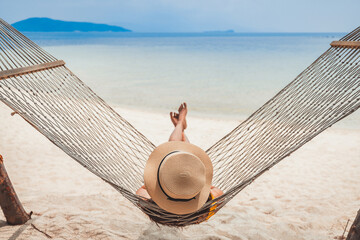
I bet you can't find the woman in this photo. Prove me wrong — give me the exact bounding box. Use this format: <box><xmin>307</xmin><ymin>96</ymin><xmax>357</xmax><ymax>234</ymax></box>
<box><xmin>136</xmin><ymin>103</ymin><xmax>223</xmax><ymax>212</ymax></box>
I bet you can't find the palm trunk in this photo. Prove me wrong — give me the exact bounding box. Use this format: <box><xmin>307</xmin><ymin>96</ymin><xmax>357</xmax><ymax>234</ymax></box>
<box><xmin>347</xmin><ymin>209</ymin><xmax>360</xmax><ymax>240</ymax></box>
<box><xmin>0</xmin><ymin>155</ymin><xmax>31</xmax><ymax>225</ymax></box>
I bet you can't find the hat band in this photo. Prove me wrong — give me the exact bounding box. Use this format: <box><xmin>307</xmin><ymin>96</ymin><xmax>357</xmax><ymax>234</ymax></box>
<box><xmin>157</xmin><ymin>151</ymin><xmax>196</xmax><ymax>202</ymax></box>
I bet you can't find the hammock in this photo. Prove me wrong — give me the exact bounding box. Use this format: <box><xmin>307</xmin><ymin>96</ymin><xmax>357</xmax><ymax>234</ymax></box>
<box><xmin>0</xmin><ymin>18</ymin><xmax>359</xmax><ymax>227</ymax></box>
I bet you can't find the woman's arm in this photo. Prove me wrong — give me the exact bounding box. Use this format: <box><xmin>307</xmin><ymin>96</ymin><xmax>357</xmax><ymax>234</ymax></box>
<box><xmin>136</xmin><ymin>185</ymin><xmax>151</xmax><ymax>199</ymax></box>
<box><xmin>210</xmin><ymin>186</ymin><xmax>224</xmax><ymax>199</ymax></box>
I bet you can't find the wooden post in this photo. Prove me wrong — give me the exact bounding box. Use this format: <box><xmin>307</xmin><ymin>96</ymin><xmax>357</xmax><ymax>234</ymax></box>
<box><xmin>0</xmin><ymin>155</ymin><xmax>31</xmax><ymax>225</ymax></box>
<box><xmin>347</xmin><ymin>209</ymin><xmax>360</xmax><ymax>240</ymax></box>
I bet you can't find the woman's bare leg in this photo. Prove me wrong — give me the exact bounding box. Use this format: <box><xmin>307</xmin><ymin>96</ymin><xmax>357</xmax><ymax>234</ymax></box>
<box><xmin>170</xmin><ymin>111</ymin><xmax>190</xmax><ymax>142</ymax></box>
<box><xmin>182</xmin><ymin>132</ymin><xmax>190</xmax><ymax>143</ymax></box>
<box><xmin>169</xmin><ymin>103</ymin><xmax>189</xmax><ymax>142</ymax></box>
<box><xmin>169</xmin><ymin>122</ymin><xmax>185</xmax><ymax>141</ymax></box>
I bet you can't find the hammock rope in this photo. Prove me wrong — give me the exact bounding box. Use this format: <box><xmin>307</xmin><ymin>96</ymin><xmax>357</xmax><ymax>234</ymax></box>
<box><xmin>0</xmin><ymin>19</ymin><xmax>359</xmax><ymax>226</ymax></box>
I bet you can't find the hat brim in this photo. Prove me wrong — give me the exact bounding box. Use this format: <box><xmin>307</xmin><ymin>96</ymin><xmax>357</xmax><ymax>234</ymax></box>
<box><xmin>144</xmin><ymin>141</ymin><xmax>213</xmax><ymax>215</ymax></box>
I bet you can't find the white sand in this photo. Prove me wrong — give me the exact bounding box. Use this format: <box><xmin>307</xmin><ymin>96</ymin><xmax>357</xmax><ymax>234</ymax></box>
<box><xmin>0</xmin><ymin>103</ymin><xmax>359</xmax><ymax>240</ymax></box>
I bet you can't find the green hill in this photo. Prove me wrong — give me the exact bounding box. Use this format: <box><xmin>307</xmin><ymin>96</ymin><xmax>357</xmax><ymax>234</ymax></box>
<box><xmin>12</xmin><ymin>17</ymin><xmax>131</xmax><ymax>32</ymax></box>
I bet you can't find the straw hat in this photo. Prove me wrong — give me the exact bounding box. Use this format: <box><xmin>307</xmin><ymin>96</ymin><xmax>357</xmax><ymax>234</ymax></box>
<box><xmin>144</xmin><ymin>141</ymin><xmax>213</xmax><ymax>215</ymax></box>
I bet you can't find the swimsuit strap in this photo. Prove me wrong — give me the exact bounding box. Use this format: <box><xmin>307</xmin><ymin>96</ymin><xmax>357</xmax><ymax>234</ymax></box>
<box><xmin>207</xmin><ymin>192</ymin><xmax>215</xmax><ymax>201</ymax></box>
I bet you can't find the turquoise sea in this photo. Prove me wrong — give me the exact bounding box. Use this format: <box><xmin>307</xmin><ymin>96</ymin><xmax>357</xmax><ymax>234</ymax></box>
<box><xmin>26</xmin><ymin>32</ymin><xmax>359</xmax><ymax>126</ymax></box>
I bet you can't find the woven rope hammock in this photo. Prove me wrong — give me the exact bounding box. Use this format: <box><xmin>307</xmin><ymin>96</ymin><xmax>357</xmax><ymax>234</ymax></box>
<box><xmin>0</xmin><ymin>18</ymin><xmax>359</xmax><ymax>227</ymax></box>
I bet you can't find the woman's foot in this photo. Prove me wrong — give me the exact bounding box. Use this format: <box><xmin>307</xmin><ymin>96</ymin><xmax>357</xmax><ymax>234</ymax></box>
<box><xmin>170</xmin><ymin>112</ymin><xmax>179</xmax><ymax>127</ymax></box>
<box><xmin>178</xmin><ymin>102</ymin><xmax>187</xmax><ymax>129</ymax></box>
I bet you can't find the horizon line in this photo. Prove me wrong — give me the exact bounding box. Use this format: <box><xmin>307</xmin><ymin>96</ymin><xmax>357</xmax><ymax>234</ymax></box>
<box><xmin>10</xmin><ymin>17</ymin><xmax>348</xmax><ymax>34</ymax></box>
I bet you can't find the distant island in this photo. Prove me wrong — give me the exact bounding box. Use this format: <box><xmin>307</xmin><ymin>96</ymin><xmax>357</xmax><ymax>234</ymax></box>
<box><xmin>204</xmin><ymin>30</ymin><xmax>235</xmax><ymax>33</ymax></box>
<box><xmin>12</xmin><ymin>17</ymin><xmax>131</xmax><ymax>32</ymax></box>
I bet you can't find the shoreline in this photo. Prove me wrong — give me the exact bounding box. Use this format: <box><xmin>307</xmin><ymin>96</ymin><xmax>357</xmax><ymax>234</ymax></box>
<box><xmin>110</xmin><ymin>103</ymin><xmax>360</xmax><ymax>132</ymax></box>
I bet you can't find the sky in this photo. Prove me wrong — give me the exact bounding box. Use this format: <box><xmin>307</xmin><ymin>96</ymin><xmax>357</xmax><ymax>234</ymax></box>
<box><xmin>1</xmin><ymin>0</ymin><xmax>359</xmax><ymax>32</ymax></box>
